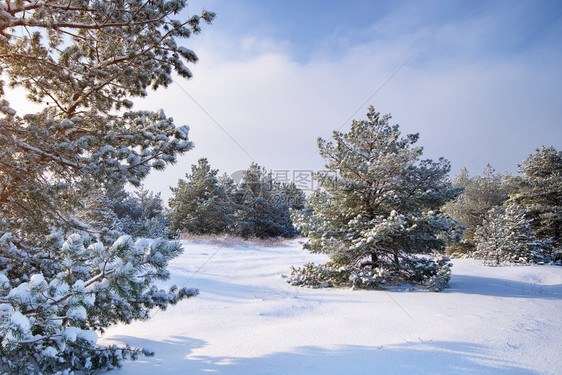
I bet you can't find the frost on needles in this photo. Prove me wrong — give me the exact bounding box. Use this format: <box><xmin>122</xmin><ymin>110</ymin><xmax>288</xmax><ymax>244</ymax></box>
<box><xmin>289</xmin><ymin>107</ymin><xmax>463</xmax><ymax>291</ymax></box>
<box><xmin>0</xmin><ymin>1</ymin><xmax>214</xmax><ymax>373</ymax></box>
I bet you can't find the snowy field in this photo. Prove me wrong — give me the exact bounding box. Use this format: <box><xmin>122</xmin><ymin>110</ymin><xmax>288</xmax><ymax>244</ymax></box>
<box><xmin>100</xmin><ymin>238</ymin><xmax>562</xmax><ymax>375</ymax></box>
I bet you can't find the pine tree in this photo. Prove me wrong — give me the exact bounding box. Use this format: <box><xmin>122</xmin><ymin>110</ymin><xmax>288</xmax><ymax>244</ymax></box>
<box><xmin>290</xmin><ymin>107</ymin><xmax>461</xmax><ymax>291</ymax></box>
<box><xmin>231</xmin><ymin>164</ymin><xmax>278</xmax><ymax>238</ymax></box>
<box><xmin>76</xmin><ymin>186</ymin><xmax>123</xmax><ymax>241</ymax></box>
<box><xmin>509</xmin><ymin>147</ymin><xmax>562</xmax><ymax>256</ymax></box>
<box><xmin>167</xmin><ymin>162</ymin><xmax>303</xmax><ymax>239</ymax></box>
<box><xmin>111</xmin><ymin>185</ymin><xmax>171</xmax><ymax>239</ymax></box>
<box><xmin>280</xmin><ymin>182</ymin><xmax>307</xmax><ymax>210</ymax></box>
<box><xmin>231</xmin><ymin>164</ymin><xmax>299</xmax><ymax>238</ymax></box>
<box><xmin>443</xmin><ymin>165</ymin><xmax>514</xmax><ymax>255</ymax></box>
<box><xmin>167</xmin><ymin>158</ymin><xmax>233</xmax><ymax>235</ymax></box>
<box><xmin>0</xmin><ymin>2</ymin><xmax>214</xmax><ymax>373</ymax></box>
<box><xmin>473</xmin><ymin>204</ymin><xmax>543</xmax><ymax>265</ymax></box>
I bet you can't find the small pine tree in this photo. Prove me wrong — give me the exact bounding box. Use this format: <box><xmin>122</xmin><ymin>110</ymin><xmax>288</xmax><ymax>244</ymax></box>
<box><xmin>443</xmin><ymin>165</ymin><xmax>514</xmax><ymax>255</ymax></box>
<box><xmin>167</xmin><ymin>158</ymin><xmax>234</xmax><ymax>235</ymax></box>
<box><xmin>509</xmin><ymin>147</ymin><xmax>562</xmax><ymax>256</ymax></box>
<box><xmin>231</xmin><ymin>163</ymin><xmax>297</xmax><ymax>238</ymax></box>
<box><xmin>290</xmin><ymin>107</ymin><xmax>461</xmax><ymax>291</ymax></box>
<box><xmin>280</xmin><ymin>182</ymin><xmax>307</xmax><ymax>210</ymax></box>
<box><xmin>473</xmin><ymin>204</ymin><xmax>543</xmax><ymax>265</ymax></box>
<box><xmin>116</xmin><ymin>186</ymin><xmax>171</xmax><ymax>239</ymax></box>
<box><xmin>76</xmin><ymin>186</ymin><xmax>123</xmax><ymax>242</ymax></box>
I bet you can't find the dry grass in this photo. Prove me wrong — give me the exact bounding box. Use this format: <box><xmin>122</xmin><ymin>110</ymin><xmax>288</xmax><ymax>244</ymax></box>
<box><xmin>178</xmin><ymin>233</ymin><xmax>300</xmax><ymax>247</ymax></box>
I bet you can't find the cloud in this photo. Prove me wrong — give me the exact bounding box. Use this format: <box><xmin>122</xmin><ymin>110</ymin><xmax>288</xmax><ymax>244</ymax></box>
<box><xmin>138</xmin><ymin>4</ymin><xmax>561</xmax><ymax>201</ymax></box>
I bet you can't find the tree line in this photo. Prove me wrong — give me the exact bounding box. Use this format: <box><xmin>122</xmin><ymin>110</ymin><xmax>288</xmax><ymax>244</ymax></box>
<box><xmin>73</xmin><ymin>159</ymin><xmax>306</xmax><ymax>242</ymax></box>
<box><xmin>167</xmin><ymin>159</ymin><xmax>305</xmax><ymax>239</ymax></box>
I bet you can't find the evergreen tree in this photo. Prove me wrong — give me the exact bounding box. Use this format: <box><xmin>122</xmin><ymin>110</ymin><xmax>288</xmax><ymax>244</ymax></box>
<box><xmin>167</xmin><ymin>162</ymin><xmax>303</xmax><ymax>239</ymax></box>
<box><xmin>290</xmin><ymin>107</ymin><xmax>461</xmax><ymax>291</ymax></box>
<box><xmin>473</xmin><ymin>204</ymin><xmax>543</xmax><ymax>265</ymax></box>
<box><xmin>231</xmin><ymin>164</ymin><xmax>300</xmax><ymax>238</ymax></box>
<box><xmin>279</xmin><ymin>182</ymin><xmax>307</xmax><ymax>211</ymax></box>
<box><xmin>232</xmin><ymin>164</ymin><xmax>284</xmax><ymax>238</ymax></box>
<box><xmin>76</xmin><ymin>186</ymin><xmax>123</xmax><ymax>242</ymax></box>
<box><xmin>0</xmin><ymin>2</ymin><xmax>214</xmax><ymax>373</ymax></box>
<box><xmin>509</xmin><ymin>147</ymin><xmax>562</xmax><ymax>255</ymax></box>
<box><xmin>113</xmin><ymin>185</ymin><xmax>171</xmax><ymax>239</ymax></box>
<box><xmin>74</xmin><ymin>184</ymin><xmax>170</xmax><ymax>241</ymax></box>
<box><xmin>218</xmin><ymin>173</ymin><xmax>238</xmax><ymax>199</ymax></box>
<box><xmin>443</xmin><ymin>165</ymin><xmax>514</xmax><ymax>254</ymax></box>
<box><xmin>167</xmin><ymin>158</ymin><xmax>233</xmax><ymax>235</ymax></box>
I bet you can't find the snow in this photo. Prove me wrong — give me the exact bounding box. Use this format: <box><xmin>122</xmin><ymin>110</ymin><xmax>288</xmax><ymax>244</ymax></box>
<box><xmin>9</xmin><ymin>311</ymin><xmax>31</xmax><ymax>333</ymax></box>
<box><xmin>72</xmin><ymin>279</ymin><xmax>86</xmax><ymax>291</ymax></box>
<box><xmin>64</xmin><ymin>327</ymin><xmax>79</xmax><ymax>342</ymax></box>
<box><xmin>113</xmin><ymin>235</ymin><xmax>132</xmax><ymax>249</ymax></box>
<box><xmin>134</xmin><ymin>238</ymin><xmax>150</xmax><ymax>255</ymax></box>
<box><xmin>41</xmin><ymin>346</ymin><xmax>59</xmax><ymax>358</ymax></box>
<box><xmin>99</xmin><ymin>238</ymin><xmax>562</xmax><ymax>375</ymax></box>
<box><xmin>7</xmin><ymin>282</ymin><xmax>31</xmax><ymax>303</ymax></box>
<box><xmin>78</xmin><ymin>330</ymin><xmax>98</xmax><ymax>345</ymax></box>
<box><xmin>0</xmin><ymin>273</ymin><xmax>9</xmax><ymax>288</ymax></box>
<box><xmin>50</xmin><ymin>279</ymin><xmax>70</xmax><ymax>298</ymax></box>
<box><xmin>29</xmin><ymin>274</ymin><xmax>46</xmax><ymax>288</ymax></box>
<box><xmin>176</xmin><ymin>125</ymin><xmax>190</xmax><ymax>139</ymax></box>
<box><xmin>67</xmin><ymin>306</ymin><xmax>87</xmax><ymax>321</ymax></box>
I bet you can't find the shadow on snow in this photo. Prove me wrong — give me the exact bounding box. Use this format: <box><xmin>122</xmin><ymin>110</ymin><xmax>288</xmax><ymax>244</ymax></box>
<box><xmin>447</xmin><ymin>274</ymin><xmax>562</xmax><ymax>299</ymax></box>
<box><xmin>105</xmin><ymin>336</ymin><xmax>539</xmax><ymax>375</ymax></box>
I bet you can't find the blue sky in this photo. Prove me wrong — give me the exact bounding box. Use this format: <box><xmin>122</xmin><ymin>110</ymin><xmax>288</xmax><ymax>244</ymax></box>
<box><xmin>8</xmin><ymin>0</ymin><xmax>551</xmax><ymax>199</ymax></box>
<box><xmin>132</xmin><ymin>0</ymin><xmax>562</xmax><ymax>199</ymax></box>
<box><xmin>192</xmin><ymin>0</ymin><xmax>562</xmax><ymax>61</ymax></box>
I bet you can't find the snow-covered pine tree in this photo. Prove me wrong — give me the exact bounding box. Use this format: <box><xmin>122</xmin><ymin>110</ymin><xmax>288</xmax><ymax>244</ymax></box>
<box><xmin>279</xmin><ymin>182</ymin><xmax>306</xmax><ymax>211</ymax></box>
<box><xmin>231</xmin><ymin>163</ymin><xmax>298</xmax><ymax>238</ymax></box>
<box><xmin>0</xmin><ymin>1</ymin><xmax>214</xmax><ymax>373</ymax></box>
<box><xmin>508</xmin><ymin>146</ymin><xmax>562</xmax><ymax>261</ymax></box>
<box><xmin>167</xmin><ymin>161</ymin><xmax>303</xmax><ymax>239</ymax></box>
<box><xmin>473</xmin><ymin>204</ymin><xmax>543</xmax><ymax>265</ymax></box>
<box><xmin>290</xmin><ymin>107</ymin><xmax>462</xmax><ymax>291</ymax></box>
<box><xmin>443</xmin><ymin>165</ymin><xmax>514</xmax><ymax>255</ymax></box>
<box><xmin>76</xmin><ymin>186</ymin><xmax>123</xmax><ymax>242</ymax></box>
<box><xmin>111</xmin><ymin>185</ymin><xmax>171</xmax><ymax>239</ymax></box>
<box><xmin>167</xmin><ymin>158</ymin><xmax>234</xmax><ymax>235</ymax></box>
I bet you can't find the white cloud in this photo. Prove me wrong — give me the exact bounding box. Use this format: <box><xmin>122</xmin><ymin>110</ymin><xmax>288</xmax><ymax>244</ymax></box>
<box><xmin>139</xmin><ymin>14</ymin><xmax>561</xmax><ymax>200</ymax></box>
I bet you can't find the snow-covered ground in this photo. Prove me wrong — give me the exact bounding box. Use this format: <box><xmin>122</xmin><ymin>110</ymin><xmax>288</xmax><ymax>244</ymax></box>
<box><xmin>100</xmin><ymin>238</ymin><xmax>562</xmax><ymax>375</ymax></box>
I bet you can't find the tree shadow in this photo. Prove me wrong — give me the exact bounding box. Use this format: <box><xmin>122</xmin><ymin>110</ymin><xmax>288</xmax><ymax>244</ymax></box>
<box><xmin>104</xmin><ymin>338</ymin><xmax>540</xmax><ymax>375</ymax></box>
<box><xmin>447</xmin><ymin>274</ymin><xmax>562</xmax><ymax>299</ymax></box>
<box><xmin>102</xmin><ymin>335</ymin><xmax>207</xmax><ymax>374</ymax></box>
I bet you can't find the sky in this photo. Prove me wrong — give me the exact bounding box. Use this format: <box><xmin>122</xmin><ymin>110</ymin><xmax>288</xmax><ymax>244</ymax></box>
<box><xmin>9</xmin><ymin>0</ymin><xmax>562</xmax><ymax>200</ymax></box>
